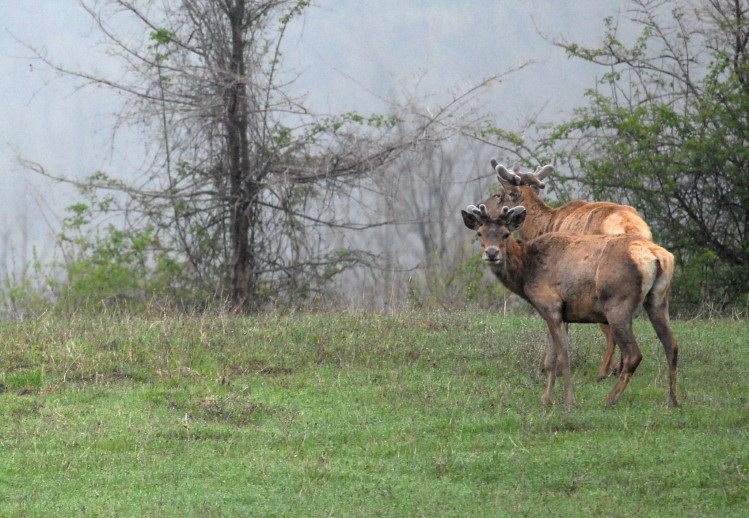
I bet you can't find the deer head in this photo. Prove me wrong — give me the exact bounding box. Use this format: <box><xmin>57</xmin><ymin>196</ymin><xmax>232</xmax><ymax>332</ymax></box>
<box><xmin>461</xmin><ymin>204</ymin><xmax>526</xmax><ymax>264</ymax></box>
<box><xmin>476</xmin><ymin>161</ymin><xmax>554</xmax><ymax>222</ymax></box>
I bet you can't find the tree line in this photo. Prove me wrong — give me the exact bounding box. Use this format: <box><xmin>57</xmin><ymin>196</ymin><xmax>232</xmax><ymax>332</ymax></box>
<box><xmin>8</xmin><ymin>0</ymin><xmax>748</xmax><ymax>317</ymax></box>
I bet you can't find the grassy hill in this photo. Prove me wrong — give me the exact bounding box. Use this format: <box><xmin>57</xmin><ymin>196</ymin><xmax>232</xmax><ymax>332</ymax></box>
<box><xmin>0</xmin><ymin>310</ymin><xmax>746</xmax><ymax>516</ymax></box>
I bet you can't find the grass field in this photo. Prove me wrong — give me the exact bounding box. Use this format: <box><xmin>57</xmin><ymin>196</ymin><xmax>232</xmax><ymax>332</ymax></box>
<box><xmin>0</xmin><ymin>310</ymin><xmax>746</xmax><ymax>516</ymax></box>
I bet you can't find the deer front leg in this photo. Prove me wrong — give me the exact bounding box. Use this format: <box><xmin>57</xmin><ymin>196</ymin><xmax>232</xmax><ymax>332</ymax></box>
<box><xmin>544</xmin><ymin>317</ymin><xmax>578</xmax><ymax>407</ymax></box>
<box><xmin>545</xmin><ymin>324</ymin><xmax>569</xmax><ymax>376</ymax></box>
<box><xmin>557</xmin><ymin>325</ymin><xmax>578</xmax><ymax>407</ymax></box>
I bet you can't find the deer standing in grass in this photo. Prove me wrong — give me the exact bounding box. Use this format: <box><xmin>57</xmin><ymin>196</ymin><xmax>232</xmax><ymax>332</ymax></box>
<box><xmin>461</xmin><ymin>203</ymin><xmax>679</xmax><ymax>407</ymax></box>
<box><xmin>480</xmin><ymin>160</ymin><xmax>654</xmax><ymax>380</ymax></box>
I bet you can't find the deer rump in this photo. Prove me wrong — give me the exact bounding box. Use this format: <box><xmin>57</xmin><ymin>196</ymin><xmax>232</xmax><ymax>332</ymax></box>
<box><xmin>514</xmin><ymin>233</ymin><xmax>673</xmax><ymax>325</ymax></box>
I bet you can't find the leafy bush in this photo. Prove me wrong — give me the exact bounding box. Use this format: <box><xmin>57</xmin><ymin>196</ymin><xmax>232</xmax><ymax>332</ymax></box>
<box><xmin>53</xmin><ymin>197</ymin><xmax>199</xmax><ymax>311</ymax></box>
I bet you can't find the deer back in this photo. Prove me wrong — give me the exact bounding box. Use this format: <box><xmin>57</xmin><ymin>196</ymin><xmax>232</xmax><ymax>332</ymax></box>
<box><xmin>520</xmin><ymin>233</ymin><xmax>670</xmax><ymax>323</ymax></box>
<box><xmin>484</xmin><ymin>162</ymin><xmax>653</xmax><ymax>242</ymax></box>
<box><xmin>553</xmin><ymin>202</ymin><xmax>653</xmax><ymax>240</ymax></box>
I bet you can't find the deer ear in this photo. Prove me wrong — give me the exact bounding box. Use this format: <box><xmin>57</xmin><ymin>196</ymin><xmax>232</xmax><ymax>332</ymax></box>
<box><xmin>496</xmin><ymin>176</ymin><xmax>514</xmax><ymax>193</ymax></box>
<box><xmin>461</xmin><ymin>209</ymin><xmax>482</xmax><ymax>230</ymax></box>
<box><xmin>506</xmin><ymin>206</ymin><xmax>526</xmax><ymax>231</ymax></box>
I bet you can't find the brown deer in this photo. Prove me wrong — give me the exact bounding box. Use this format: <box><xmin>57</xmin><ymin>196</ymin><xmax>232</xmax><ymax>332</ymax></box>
<box><xmin>481</xmin><ymin>160</ymin><xmax>653</xmax><ymax>380</ymax></box>
<box><xmin>461</xmin><ymin>203</ymin><xmax>679</xmax><ymax>407</ymax></box>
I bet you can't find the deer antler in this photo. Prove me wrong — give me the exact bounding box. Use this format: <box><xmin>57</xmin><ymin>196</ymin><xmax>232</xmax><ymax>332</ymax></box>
<box><xmin>491</xmin><ymin>160</ymin><xmax>522</xmax><ymax>185</ymax></box>
<box><xmin>467</xmin><ymin>204</ymin><xmax>491</xmax><ymax>221</ymax></box>
<box><xmin>500</xmin><ymin>206</ymin><xmax>526</xmax><ymax>219</ymax></box>
<box><xmin>535</xmin><ymin>164</ymin><xmax>554</xmax><ymax>181</ymax></box>
<box><xmin>466</xmin><ymin>204</ymin><xmax>488</xmax><ymax>220</ymax></box>
<box><xmin>466</xmin><ymin>204</ymin><xmax>480</xmax><ymax>215</ymax></box>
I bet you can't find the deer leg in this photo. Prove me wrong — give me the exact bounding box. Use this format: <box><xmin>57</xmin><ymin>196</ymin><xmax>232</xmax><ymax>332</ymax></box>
<box><xmin>542</xmin><ymin>329</ymin><xmax>557</xmax><ymax>406</ymax></box>
<box><xmin>644</xmin><ymin>300</ymin><xmax>680</xmax><ymax>407</ymax></box>
<box><xmin>596</xmin><ymin>324</ymin><xmax>619</xmax><ymax>381</ymax></box>
<box><xmin>544</xmin><ymin>328</ymin><xmax>570</xmax><ymax>376</ymax></box>
<box><xmin>544</xmin><ymin>318</ymin><xmax>578</xmax><ymax>407</ymax></box>
<box><xmin>543</xmin><ymin>329</ymin><xmax>566</xmax><ymax>376</ymax></box>
<box><xmin>543</xmin><ymin>331</ymin><xmax>554</xmax><ymax>372</ymax></box>
<box><xmin>560</xmin><ymin>323</ymin><xmax>570</xmax><ymax>376</ymax></box>
<box><xmin>604</xmin><ymin>322</ymin><xmax>642</xmax><ymax>406</ymax></box>
<box><xmin>557</xmin><ymin>323</ymin><xmax>578</xmax><ymax>407</ymax></box>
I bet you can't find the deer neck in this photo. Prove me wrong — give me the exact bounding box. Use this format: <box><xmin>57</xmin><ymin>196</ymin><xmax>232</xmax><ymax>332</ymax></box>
<box><xmin>489</xmin><ymin>236</ymin><xmax>527</xmax><ymax>297</ymax></box>
<box><xmin>516</xmin><ymin>187</ymin><xmax>556</xmax><ymax>241</ymax></box>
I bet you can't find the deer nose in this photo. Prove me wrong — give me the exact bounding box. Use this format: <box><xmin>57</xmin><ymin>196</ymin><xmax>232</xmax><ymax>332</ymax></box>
<box><xmin>484</xmin><ymin>247</ymin><xmax>500</xmax><ymax>262</ymax></box>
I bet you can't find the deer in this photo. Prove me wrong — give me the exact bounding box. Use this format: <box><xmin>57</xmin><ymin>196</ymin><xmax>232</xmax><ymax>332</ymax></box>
<box><xmin>461</xmin><ymin>203</ymin><xmax>679</xmax><ymax>407</ymax></box>
<box><xmin>480</xmin><ymin>160</ymin><xmax>653</xmax><ymax>380</ymax></box>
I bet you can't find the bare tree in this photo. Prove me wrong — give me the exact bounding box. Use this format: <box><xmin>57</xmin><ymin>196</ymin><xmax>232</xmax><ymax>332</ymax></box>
<box><xmin>18</xmin><ymin>0</ymin><xmax>508</xmax><ymax>312</ymax></box>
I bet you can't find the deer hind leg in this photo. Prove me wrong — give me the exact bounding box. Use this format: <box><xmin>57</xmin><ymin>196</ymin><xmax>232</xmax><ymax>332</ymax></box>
<box><xmin>543</xmin><ymin>318</ymin><xmax>578</xmax><ymax>407</ymax></box>
<box><xmin>604</xmin><ymin>321</ymin><xmax>643</xmax><ymax>406</ymax></box>
<box><xmin>644</xmin><ymin>299</ymin><xmax>680</xmax><ymax>407</ymax></box>
<box><xmin>596</xmin><ymin>324</ymin><xmax>620</xmax><ymax>381</ymax></box>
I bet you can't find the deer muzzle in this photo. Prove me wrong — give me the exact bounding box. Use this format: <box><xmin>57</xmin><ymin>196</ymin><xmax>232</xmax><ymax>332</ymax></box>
<box><xmin>484</xmin><ymin>246</ymin><xmax>501</xmax><ymax>263</ymax></box>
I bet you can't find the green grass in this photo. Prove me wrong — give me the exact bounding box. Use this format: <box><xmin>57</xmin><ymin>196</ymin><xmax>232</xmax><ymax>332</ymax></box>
<box><xmin>0</xmin><ymin>310</ymin><xmax>746</xmax><ymax>516</ymax></box>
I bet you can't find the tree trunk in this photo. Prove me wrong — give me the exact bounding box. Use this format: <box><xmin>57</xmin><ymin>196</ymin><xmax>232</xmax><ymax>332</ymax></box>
<box><xmin>225</xmin><ymin>1</ymin><xmax>254</xmax><ymax>312</ymax></box>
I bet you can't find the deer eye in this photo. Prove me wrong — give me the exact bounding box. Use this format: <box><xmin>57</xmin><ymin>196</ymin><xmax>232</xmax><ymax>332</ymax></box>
<box><xmin>502</xmin><ymin>232</ymin><xmax>511</xmax><ymax>240</ymax></box>
<box><xmin>477</xmin><ymin>232</ymin><xmax>482</xmax><ymax>237</ymax></box>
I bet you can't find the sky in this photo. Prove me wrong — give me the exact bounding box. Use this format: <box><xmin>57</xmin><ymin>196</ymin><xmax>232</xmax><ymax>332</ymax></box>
<box><xmin>0</xmin><ymin>0</ymin><xmax>623</xmax><ymax>273</ymax></box>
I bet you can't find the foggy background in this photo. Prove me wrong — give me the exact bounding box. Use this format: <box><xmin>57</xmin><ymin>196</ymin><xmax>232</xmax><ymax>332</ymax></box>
<box><xmin>0</xmin><ymin>1</ymin><xmax>623</xmax><ymax>299</ymax></box>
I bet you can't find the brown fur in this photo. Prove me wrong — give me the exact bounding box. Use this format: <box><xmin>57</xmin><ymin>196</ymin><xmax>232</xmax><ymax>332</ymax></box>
<box><xmin>480</xmin><ymin>164</ymin><xmax>652</xmax><ymax>379</ymax></box>
<box><xmin>461</xmin><ymin>204</ymin><xmax>679</xmax><ymax>407</ymax></box>
<box><xmin>481</xmin><ymin>188</ymin><xmax>652</xmax><ymax>241</ymax></box>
